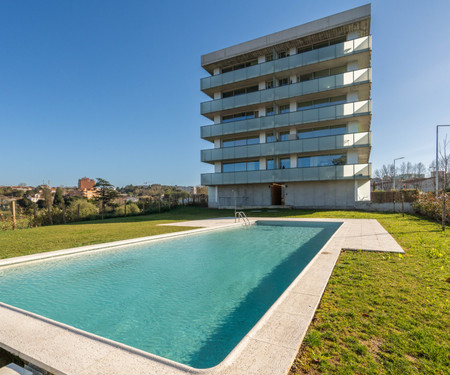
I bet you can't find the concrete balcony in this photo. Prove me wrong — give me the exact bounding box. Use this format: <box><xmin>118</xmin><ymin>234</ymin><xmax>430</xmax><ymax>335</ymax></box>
<box><xmin>200</xmin><ymin>36</ymin><xmax>372</xmax><ymax>92</ymax></box>
<box><xmin>201</xmin><ymin>68</ymin><xmax>371</xmax><ymax>115</ymax></box>
<box><xmin>201</xmin><ymin>163</ymin><xmax>371</xmax><ymax>186</ymax></box>
<box><xmin>201</xmin><ymin>100</ymin><xmax>372</xmax><ymax>140</ymax></box>
<box><xmin>201</xmin><ymin>132</ymin><xmax>371</xmax><ymax>163</ymax></box>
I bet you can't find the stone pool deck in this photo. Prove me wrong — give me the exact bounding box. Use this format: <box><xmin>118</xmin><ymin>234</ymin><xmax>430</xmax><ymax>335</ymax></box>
<box><xmin>0</xmin><ymin>218</ymin><xmax>403</xmax><ymax>375</ymax></box>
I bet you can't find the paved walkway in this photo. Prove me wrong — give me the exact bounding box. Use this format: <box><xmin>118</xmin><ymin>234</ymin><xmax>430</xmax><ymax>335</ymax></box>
<box><xmin>0</xmin><ymin>218</ymin><xmax>403</xmax><ymax>375</ymax></box>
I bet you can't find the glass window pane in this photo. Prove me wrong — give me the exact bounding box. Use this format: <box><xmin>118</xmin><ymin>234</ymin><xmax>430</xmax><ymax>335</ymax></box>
<box><xmin>223</xmin><ymin>163</ymin><xmax>234</xmax><ymax>172</ymax></box>
<box><xmin>235</xmin><ymin>162</ymin><xmax>246</xmax><ymax>172</ymax></box>
<box><xmin>222</xmin><ymin>140</ymin><xmax>234</xmax><ymax>148</ymax></box>
<box><xmin>280</xmin><ymin>158</ymin><xmax>290</xmax><ymax>169</ymax></box>
<box><xmin>247</xmin><ymin>137</ymin><xmax>259</xmax><ymax>145</ymax></box>
<box><xmin>267</xmin><ymin>159</ymin><xmax>275</xmax><ymax>170</ymax></box>
<box><xmin>280</xmin><ymin>132</ymin><xmax>289</xmax><ymax>141</ymax></box>
<box><xmin>247</xmin><ymin>161</ymin><xmax>259</xmax><ymax>171</ymax></box>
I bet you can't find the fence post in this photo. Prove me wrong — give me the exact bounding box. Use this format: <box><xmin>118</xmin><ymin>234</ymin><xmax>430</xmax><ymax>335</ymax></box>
<box><xmin>11</xmin><ymin>200</ymin><xmax>16</xmax><ymax>230</ymax></box>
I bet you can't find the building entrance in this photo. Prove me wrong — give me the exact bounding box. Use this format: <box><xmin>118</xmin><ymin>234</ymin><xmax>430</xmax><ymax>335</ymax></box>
<box><xmin>271</xmin><ymin>184</ymin><xmax>283</xmax><ymax>205</ymax></box>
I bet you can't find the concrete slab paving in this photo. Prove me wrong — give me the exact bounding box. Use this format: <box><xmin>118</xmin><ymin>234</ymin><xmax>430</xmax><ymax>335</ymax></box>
<box><xmin>0</xmin><ymin>217</ymin><xmax>404</xmax><ymax>375</ymax></box>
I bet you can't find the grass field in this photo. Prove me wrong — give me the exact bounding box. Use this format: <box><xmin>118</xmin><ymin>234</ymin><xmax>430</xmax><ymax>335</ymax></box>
<box><xmin>0</xmin><ymin>207</ymin><xmax>448</xmax><ymax>374</ymax></box>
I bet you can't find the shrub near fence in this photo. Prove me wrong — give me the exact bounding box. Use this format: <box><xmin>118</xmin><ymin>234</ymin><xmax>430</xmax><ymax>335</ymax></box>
<box><xmin>371</xmin><ymin>189</ymin><xmax>419</xmax><ymax>203</ymax></box>
<box><xmin>412</xmin><ymin>192</ymin><xmax>450</xmax><ymax>224</ymax></box>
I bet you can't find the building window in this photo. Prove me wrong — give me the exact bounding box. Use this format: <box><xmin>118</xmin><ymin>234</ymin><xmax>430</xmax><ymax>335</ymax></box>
<box><xmin>278</xmin><ymin>78</ymin><xmax>289</xmax><ymax>87</ymax></box>
<box><xmin>266</xmin><ymin>106</ymin><xmax>274</xmax><ymax>116</ymax></box>
<box><xmin>266</xmin><ymin>80</ymin><xmax>274</xmax><ymax>89</ymax></box>
<box><xmin>279</xmin><ymin>104</ymin><xmax>290</xmax><ymax>114</ymax></box>
<box><xmin>222</xmin><ymin>85</ymin><xmax>259</xmax><ymax>99</ymax></box>
<box><xmin>297</xmin><ymin>95</ymin><xmax>346</xmax><ymax>111</ymax></box>
<box><xmin>279</xmin><ymin>132</ymin><xmax>290</xmax><ymax>141</ymax></box>
<box><xmin>298</xmin><ymin>65</ymin><xmax>347</xmax><ymax>83</ymax></box>
<box><xmin>266</xmin><ymin>133</ymin><xmax>275</xmax><ymax>143</ymax></box>
<box><xmin>280</xmin><ymin>158</ymin><xmax>290</xmax><ymax>169</ymax></box>
<box><xmin>222</xmin><ymin>160</ymin><xmax>260</xmax><ymax>172</ymax></box>
<box><xmin>222</xmin><ymin>111</ymin><xmax>258</xmax><ymax>123</ymax></box>
<box><xmin>298</xmin><ymin>153</ymin><xmax>347</xmax><ymax>168</ymax></box>
<box><xmin>222</xmin><ymin>136</ymin><xmax>260</xmax><ymax>148</ymax></box>
<box><xmin>278</xmin><ymin>51</ymin><xmax>289</xmax><ymax>59</ymax></box>
<box><xmin>297</xmin><ymin>125</ymin><xmax>346</xmax><ymax>139</ymax></box>
<box><xmin>267</xmin><ymin>159</ymin><xmax>275</xmax><ymax>170</ymax></box>
<box><xmin>265</xmin><ymin>54</ymin><xmax>274</xmax><ymax>62</ymax></box>
<box><xmin>220</xmin><ymin>59</ymin><xmax>258</xmax><ymax>74</ymax></box>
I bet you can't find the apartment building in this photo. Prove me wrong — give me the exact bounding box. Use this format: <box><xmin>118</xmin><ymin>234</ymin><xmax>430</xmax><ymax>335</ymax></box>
<box><xmin>200</xmin><ymin>4</ymin><xmax>372</xmax><ymax>208</ymax></box>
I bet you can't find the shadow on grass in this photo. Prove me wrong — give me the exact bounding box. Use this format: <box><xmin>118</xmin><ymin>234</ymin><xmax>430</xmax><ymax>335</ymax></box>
<box><xmin>65</xmin><ymin>207</ymin><xmax>236</xmax><ymax>226</ymax></box>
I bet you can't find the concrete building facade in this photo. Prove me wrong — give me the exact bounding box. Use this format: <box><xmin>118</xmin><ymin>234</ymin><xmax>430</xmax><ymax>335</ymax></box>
<box><xmin>200</xmin><ymin>5</ymin><xmax>372</xmax><ymax>209</ymax></box>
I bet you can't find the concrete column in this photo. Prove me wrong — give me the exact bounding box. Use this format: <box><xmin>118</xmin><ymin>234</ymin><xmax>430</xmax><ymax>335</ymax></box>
<box><xmin>258</xmin><ymin>107</ymin><xmax>266</xmax><ymax>117</ymax></box>
<box><xmin>214</xmin><ymin>115</ymin><xmax>221</xmax><ymax>124</ymax></box>
<box><xmin>347</xmin><ymin>92</ymin><xmax>358</xmax><ymax>102</ymax></box>
<box><xmin>214</xmin><ymin>92</ymin><xmax>221</xmax><ymax>100</ymax></box>
<box><xmin>258</xmin><ymin>55</ymin><xmax>266</xmax><ymax>63</ymax></box>
<box><xmin>258</xmin><ymin>81</ymin><xmax>266</xmax><ymax>90</ymax></box>
<box><xmin>289</xmin><ymin>128</ymin><xmax>297</xmax><ymax>140</ymax></box>
<box><xmin>260</xmin><ymin>157</ymin><xmax>267</xmax><ymax>170</ymax></box>
<box><xmin>290</xmin><ymin>154</ymin><xmax>297</xmax><ymax>168</ymax></box>
<box><xmin>289</xmin><ymin>47</ymin><xmax>297</xmax><ymax>56</ymax></box>
<box><xmin>259</xmin><ymin>132</ymin><xmax>266</xmax><ymax>143</ymax></box>
<box><xmin>214</xmin><ymin>161</ymin><xmax>222</xmax><ymax>173</ymax></box>
<box><xmin>290</xmin><ymin>74</ymin><xmax>297</xmax><ymax>84</ymax></box>
<box><xmin>289</xmin><ymin>102</ymin><xmax>296</xmax><ymax>112</ymax></box>
<box><xmin>214</xmin><ymin>139</ymin><xmax>221</xmax><ymax>149</ymax></box>
<box><xmin>347</xmin><ymin>122</ymin><xmax>359</xmax><ymax>133</ymax></box>
<box><xmin>213</xmin><ymin>68</ymin><xmax>221</xmax><ymax>75</ymax></box>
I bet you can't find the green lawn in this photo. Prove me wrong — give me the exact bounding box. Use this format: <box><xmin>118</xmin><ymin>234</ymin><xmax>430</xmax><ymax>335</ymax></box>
<box><xmin>0</xmin><ymin>207</ymin><xmax>234</xmax><ymax>259</ymax></box>
<box><xmin>0</xmin><ymin>207</ymin><xmax>448</xmax><ymax>374</ymax></box>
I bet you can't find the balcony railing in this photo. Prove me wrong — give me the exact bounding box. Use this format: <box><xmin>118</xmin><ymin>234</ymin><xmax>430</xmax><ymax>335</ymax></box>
<box><xmin>201</xmin><ymin>68</ymin><xmax>371</xmax><ymax>115</ymax></box>
<box><xmin>201</xmin><ymin>100</ymin><xmax>372</xmax><ymax>139</ymax></box>
<box><xmin>201</xmin><ymin>36</ymin><xmax>372</xmax><ymax>91</ymax></box>
<box><xmin>201</xmin><ymin>163</ymin><xmax>371</xmax><ymax>185</ymax></box>
<box><xmin>201</xmin><ymin>132</ymin><xmax>371</xmax><ymax>163</ymax></box>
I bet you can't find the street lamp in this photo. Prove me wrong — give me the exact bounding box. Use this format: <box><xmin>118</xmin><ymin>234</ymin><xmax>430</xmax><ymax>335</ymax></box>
<box><xmin>436</xmin><ymin>125</ymin><xmax>450</xmax><ymax>196</ymax></box>
<box><xmin>393</xmin><ymin>157</ymin><xmax>404</xmax><ymax>190</ymax></box>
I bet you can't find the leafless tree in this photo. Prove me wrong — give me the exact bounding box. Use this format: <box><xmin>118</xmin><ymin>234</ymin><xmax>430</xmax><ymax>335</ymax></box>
<box><xmin>400</xmin><ymin>162</ymin><xmax>407</xmax><ymax>176</ymax></box>
<box><xmin>417</xmin><ymin>162</ymin><xmax>426</xmax><ymax>177</ymax></box>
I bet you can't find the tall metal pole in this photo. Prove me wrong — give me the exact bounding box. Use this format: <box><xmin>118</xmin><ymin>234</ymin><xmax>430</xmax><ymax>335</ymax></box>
<box><xmin>436</xmin><ymin>126</ymin><xmax>439</xmax><ymax>196</ymax></box>
<box><xmin>436</xmin><ymin>125</ymin><xmax>450</xmax><ymax>196</ymax></box>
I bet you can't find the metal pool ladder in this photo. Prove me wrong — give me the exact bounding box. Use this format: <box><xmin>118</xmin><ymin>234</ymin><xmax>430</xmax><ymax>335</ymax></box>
<box><xmin>235</xmin><ymin>211</ymin><xmax>250</xmax><ymax>225</ymax></box>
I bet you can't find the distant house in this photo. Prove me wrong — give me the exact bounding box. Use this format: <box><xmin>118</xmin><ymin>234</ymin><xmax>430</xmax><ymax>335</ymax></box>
<box><xmin>72</xmin><ymin>177</ymin><xmax>99</xmax><ymax>199</ymax></box>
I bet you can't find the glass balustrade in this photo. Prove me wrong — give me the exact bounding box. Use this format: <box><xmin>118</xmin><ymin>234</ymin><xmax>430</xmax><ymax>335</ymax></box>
<box><xmin>201</xmin><ymin>100</ymin><xmax>372</xmax><ymax>139</ymax></box>
<box><xmin>201</xmin><ymin>36</ymin><xmax>372</xmax><ymax>91</ymax></box>
<box><xmin>201</xmin><ymin>163</ymin><xmax>371</xmax><ymax>185</ymax></box>
<box><xmin>200</xmin><ymin>68</ymin><xmax>371</xmax><ymax>115</ymax></box>
<box><xmin>201</xmin><ymin>132</ymin><xmax>371</xmax><ymax>162</ymax></box>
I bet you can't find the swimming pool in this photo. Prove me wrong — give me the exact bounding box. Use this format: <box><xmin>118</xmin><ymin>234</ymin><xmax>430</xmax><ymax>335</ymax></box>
<box><xmin>0</xmin><ymin>221</ymin><xmax>341</xmax><ymax>369</ymax></box>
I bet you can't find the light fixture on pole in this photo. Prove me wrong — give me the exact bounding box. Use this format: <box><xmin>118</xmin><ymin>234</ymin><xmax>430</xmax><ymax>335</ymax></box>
<box><xmin>436</xmin><ymin>125</ymin><xmax>450</xmax><ymax>196</ymax></box>
<box><xmin>393</xmin><ymin>157</ymin><xmax>404</xmax><ymax>191</ymax></box>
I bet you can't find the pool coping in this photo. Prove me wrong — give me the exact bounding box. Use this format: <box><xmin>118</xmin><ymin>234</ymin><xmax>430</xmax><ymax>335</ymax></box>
<box><xmin>0</xmin><ymin>218</ymin><xmax>404</xmax><ymax>375</ymax></box>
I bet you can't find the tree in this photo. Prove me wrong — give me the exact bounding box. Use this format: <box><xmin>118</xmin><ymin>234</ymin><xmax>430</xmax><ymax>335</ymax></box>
<box><xmin>400</xmin><ymin>162</ymin><xmax>407</xmax><ymax>176</ymax></box>
<box><xmin>53</xmin><ymin>187</ymin><xmax>64</xmax><ymax>208</ymax></box>
<box><xmin>95</xmin><ymin>178</ymin><xmax>119</xmax><ymax>219</ymax></box>
<box><xmin>42</xmin><ymin>186</ymin><xmax>53</xmax><ymax>225</ymax></box>
<box><xmin>416</xmin><ymin>162</ymin><xmax>426</xmax><ymax>177</ymax></box>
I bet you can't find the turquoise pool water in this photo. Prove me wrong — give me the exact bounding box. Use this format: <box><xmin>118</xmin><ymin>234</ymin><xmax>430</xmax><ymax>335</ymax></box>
<box><xmin>0</xmin><ymin>221</ymin><xmax>341</xmax><ymax>368</ymax></box>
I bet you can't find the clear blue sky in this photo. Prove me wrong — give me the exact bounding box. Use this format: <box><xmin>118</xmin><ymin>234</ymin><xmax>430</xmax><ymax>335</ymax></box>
<box><xmin>1</xmin><ymin>0</ymin><xmax>450</xmax><ymax>187</ymax></box>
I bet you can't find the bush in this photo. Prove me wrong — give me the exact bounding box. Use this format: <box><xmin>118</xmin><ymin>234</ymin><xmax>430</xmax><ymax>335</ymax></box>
<box><xmin>115</xmin><ymin>203</ymin><xmax>140</xmax><ymax>215</ymax></box>
<box><xmin>412</xmin><ymin>192</ymin><xmax>450</xmax><ymax>223</ymax></box>
<box><xmin>66</xmin><ymin>200</ymin><xmax>99</xmax><ymax>221</ymax></box>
